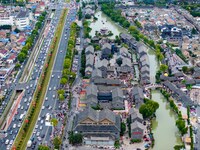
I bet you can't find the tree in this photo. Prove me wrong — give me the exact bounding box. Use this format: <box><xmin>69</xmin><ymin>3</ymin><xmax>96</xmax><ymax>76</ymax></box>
<box><xmin>116</xmin><ymin>59</ymin><xmax>122</xmax><ymax>66</ymax></box>
<box><xmin>182</xmin><ymin>66</ymin><xmax>188</xmax><ymax>73</ymax></box>
<box><xmin>160</xmin><ymin>64</ymin><xmax>168</xmax><ymax>73</ymax></box>
<box><xmin>63</xmin><ymin>58</ymin><xmax>71</xmax><ymax>69</ymax></box>
<box><xmin>176</xmin><ymin>118</ymin><xmax>188</xmax><ymax>135</ymax></box>
<box><xmin>17</xmin><ymin>52</ymin><xmax>26</xmax><ymax>63</ymax></box>
<box><xmin>59</xmin><ymin>94</ymin><xmax>65</xmax><ymax>101</ymax></box>
<box><xmin>51</xmin><ymin>118</ymin><xmax>58</xmax><ymax>127</ymax></box>
<box><xmin>60</xmin><ymin>77</ymin><xmax>68</xmax><ymax>85</ymax></box>
<box><xmin>15</xmin><ymin>63</ymin><xmax>21</xmax><ymax>70</ymax></box>
<box><xmin>57</xmin><ymin>89</ymin><xmax>65</xmax><ymax>95</ymax></box>
<box><xmin>191</xmin><ymin>28</ymin><xmax>197</xmax><ymax>34</ymax></box>
<box><xmin>53</xmin><ymin>136</ymin><xmax>62</xmax><ymax>149</ymax></box>
<box><xmin>68</xmin><ymin>131</ymin><xmax>83</xmax><ymax>145</ymax></box>
<box><xmin>120</xmin><ymin>122</ymin><xmax>126</xmax><ymax>136</ymax></box>
<box><xmin>85</xmin><ymin>14</ymin><xmax>92</xmax><ymax>19</ymax></box>
<box><xmin>38</xmin><ymin>145</ymin><xmax>50</xmax><ymax>150</ymax></box>
<box><xmin>139</xmin><ymin>100</ymin><xmax>159</xmax><ymax>118</ymax></box>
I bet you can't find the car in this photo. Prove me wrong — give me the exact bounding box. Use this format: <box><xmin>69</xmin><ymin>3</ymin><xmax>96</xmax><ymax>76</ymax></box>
<box><xmin>18</xmin><ymin>123</ymin><xmax>21</xmax><ymax>128</ymax></box>
<box><xmin>54</xmin><ymin>87</ymin><xmax>56</xmax><ymax>90</ymax></box>
<box><xmin>41</xmin><ymin>120</ymin><xmax>44</xmax><ymax>124</ymax></box>
<box><xmin>9</xmin><ymin>140</ymin><xmax>13</xmax><ymax>145</ymax></box>
<box><xmin>35</xmin><ymin>125</ymin><xmax>38</xmax><ymax>129</ymax></box>
<box><xmin>33</xmin><ymin>129</ymin><xmax>36</xmax><ymax>134</ymax></box>
<box><xmin>42</xmin><ymin>106</ymin><xmax>45</xmax><ymax>110</ymax></box>
<box><xmin>9</xmin><ymin>130</ymin><xmax>13</xmax><ymax>135</ymax></box>
<box><xmin>49</xmin><ymin>87</ymin><xmax>51</xmax><ymax>91</ymax></box>
<box><xmin>21</xmin><ymin>106</ymin><xmax>24</xmax><ymax>110</ymax></box>
<box><xmin>13</xmin><ymin>124</ymin><xmax>16</xmax><ymax>128</ymax></box>
<box><xmin>41</xmin><ymin>134</ymin><xmax>45</xmax><ymax>138</ymax></box>
<box><xmin>58</xmin><ymin>76</ymin><xmax>60</xmax><ymax>79</ymax></box>
<box><xmin>45</xmin><ymin>97</ymin><xmax>48</xmax><ymax>101</ymax></box>
<box><xmin>38</xmin><ymin>117</ymin><xmax>41</xmax><ymax>121</ymax></box>
<box><xmin>36</xmin><ymin>132</ymin><xmax>40</xmax><ymax>137</ymax></box>
<box><xmin>52</xmin><ymin>74</ymin><xmax>54</xmax><ymax>78</ymax></box>
<box><xmin>24</xmin><ymin>98</ymin><xmax>27</xmax><ymax>103</ymax></box>
<box><xmin>5</xmin><ymin>139</ymin><xmax>9</xmax><ymax>145</ymax></box>
<box><xmin>39</xmin><ymin>126</ymin><xmax>43</xmax><ymax>130</ymax></box>
<box><xmin>53</xmin><ymin>95</ymin><xmax>55</xmax><ymax>98</ymax></box>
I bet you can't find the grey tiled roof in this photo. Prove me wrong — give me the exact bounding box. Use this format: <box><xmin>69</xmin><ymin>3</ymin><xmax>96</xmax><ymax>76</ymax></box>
<box><xmin>85</xmin><ymin>45</ymin><xmax>94</xmax><ymax>54</ymax></box>
<box><xmin>86</xmin><ymin>84</ymin><xmax>98</xmax><ymax>97</ymax></box>
<box><xmin>92</xmin><ymin>69</ymin><xmax>102</xmax><ymax>78</ymax></box>
<box><xmin>131</xmin><ymin>121</ymin><xmax>145</xmax><ymax>130</ymax></box>
<box><xmin>102</xmin><ymin>43</ymin><xmax>111</xmax><ymax>50</ymax></box>
<box><xmin>112</xmin><ymin>87</ymin><xmax>123</xmax><ymax>99</ymax></box>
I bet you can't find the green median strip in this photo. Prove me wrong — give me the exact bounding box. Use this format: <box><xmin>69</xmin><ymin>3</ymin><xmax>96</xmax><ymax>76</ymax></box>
<box><xmin>13</xmin><ymin>9</ymin><xmax>68</xmax><ymax>150</ymax></box>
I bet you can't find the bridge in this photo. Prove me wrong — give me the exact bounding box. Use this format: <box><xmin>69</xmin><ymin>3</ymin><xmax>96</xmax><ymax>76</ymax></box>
<box><xmin>144</xmin><ymin>84</ymin><xmax>163</xmax><ymax>90</ymax></box>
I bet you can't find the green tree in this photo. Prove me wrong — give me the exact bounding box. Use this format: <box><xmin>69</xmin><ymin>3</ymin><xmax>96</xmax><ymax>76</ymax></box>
<box><xmin>176</xmin><ymin>118</ymin><xmax>188</xmax><ymax>135</ymax></box>
<box><xmin>160</xmin><ymin>64</ymin><xmax>168</xmax><ymax>73</ymax></box>
<box><xmin>60</xmin><ymin>77</ymin><xmax>68</xmax><ymax>85</ymax></box>
<box><xmin>53</xmin><ymin>137</ymin><xmax>62</xmax><ymax>149</ymax></box>
<box><xmin>120</xmin><ymin>122</ymin><xmax>126</xmax><ymax>136</ymax></box>
<box><xmin>51</xmin><ymin>118</ymin><xmax>58</xmax><ymax>127</ymax></box>
<box><xmin>15</xmin><ymin>62</ymin><xmax>21</xmax><ymax>70</ymax></box>
<box><xmin>38</xmin><ymin>145</ymin><xmax>50</xmax><ymax>150</ymax></box>
<box><xmin>139</xmin><ymin>100</ymin><xmax>159</xmax><ymax>118</ymax></box>
<box><xmin>57</xmin><ymin>89</ymin><xmax>65</xmax><ymax>95</ymax></box>
<box><xmin>182</xmin><ymin>66</ymin><xmax>188</xmax><ymax>73</ymax></box>
<box><xmin>17</xmin><ymin>52</ymin><xmax>26</xmax><ymax>63</ymax></box>
<box><xmin>63</xmin><ymin>58</ymin><xmax>71</xmax><ymax>69</ymax></box>
<box><xmin>68</xmin><ymin>131</ymin><xmax>83</xmax><ymax>145</ymax></box>
<box><xmin>59</xmin><ymin>94</ymin><xmax>65</xmax><ymax>101</ymax></box>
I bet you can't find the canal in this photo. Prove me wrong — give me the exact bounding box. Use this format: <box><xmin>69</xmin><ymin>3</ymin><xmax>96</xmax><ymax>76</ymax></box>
<box><xmin>89</xmin><ymin>10</ymin><xmax>182</xmax><ymax>149</ymax></box>
<box><xmin>89</xmin><ymin>10</ymin><xmax>127</xmax><ymax>39</ymax></box>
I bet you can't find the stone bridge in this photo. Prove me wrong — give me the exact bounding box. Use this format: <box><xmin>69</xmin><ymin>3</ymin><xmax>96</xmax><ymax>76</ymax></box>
<box><xmin>145</xmin><ymin>84</ymin><xmax>163</xmax><ymax>90</ymax></box>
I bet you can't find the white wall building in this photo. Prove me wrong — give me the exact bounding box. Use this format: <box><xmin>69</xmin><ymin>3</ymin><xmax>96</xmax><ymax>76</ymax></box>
<box><xmin>15</xmin><ymin>10</ymin><xmax>30</xmax><ymax>30</ymax></box>
<box><xmin>0</xmin><ymin>15</ymin><xmax>15</xmax><ymax>26</ymax></box>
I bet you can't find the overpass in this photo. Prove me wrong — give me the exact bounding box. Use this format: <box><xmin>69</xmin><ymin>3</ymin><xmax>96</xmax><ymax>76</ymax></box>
<box><xmin>145</xmin><ymin>84</ymin><xmax>163</xmax><ymax>90</ymax></box>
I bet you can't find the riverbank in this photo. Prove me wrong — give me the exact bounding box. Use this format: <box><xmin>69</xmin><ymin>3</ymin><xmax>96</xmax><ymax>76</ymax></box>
<box><xmin>151</xmin><ymin>90</ymin><xmax>182</xmax><ymax>150</ymax></box>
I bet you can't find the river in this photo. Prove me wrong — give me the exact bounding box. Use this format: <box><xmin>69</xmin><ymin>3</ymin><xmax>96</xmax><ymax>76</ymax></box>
<box><xmin>89</xmin><ymin>10</ymin><xmax>127</xmax><ymax>39</ymax></box>
<box><xmin>89</xmin><ymin>10</ymin><xmax>182</xmax><ymax>150</ymax></box>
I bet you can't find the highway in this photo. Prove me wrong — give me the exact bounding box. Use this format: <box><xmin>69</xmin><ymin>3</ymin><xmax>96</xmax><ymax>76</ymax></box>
<box><xmin>0</xmin><ymin>3</ymin><xmax>63</xmax><ymax>150</ymax></box>
<box><xmin>27</xmin><ymin>1</ymin><xmax>77</xmax><ymax>149</ymax></box>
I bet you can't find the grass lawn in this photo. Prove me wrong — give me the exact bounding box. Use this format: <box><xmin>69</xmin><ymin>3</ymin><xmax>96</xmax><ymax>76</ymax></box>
<box><xmin>13</xmin><ymin>9</ymin><xmax>68</xmax><ymax>150</ymax></box>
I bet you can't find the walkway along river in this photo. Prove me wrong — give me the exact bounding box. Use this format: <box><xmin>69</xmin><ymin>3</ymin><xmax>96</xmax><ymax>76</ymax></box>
<box><xmin>89</xmin><ymin>10</ymin><xmax>182</xmax><ymax>150</ymax></box>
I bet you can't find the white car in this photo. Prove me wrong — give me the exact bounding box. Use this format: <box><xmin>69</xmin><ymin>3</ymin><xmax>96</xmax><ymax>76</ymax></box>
<box><xmin>13</xmin><ymin>124</ymin><xmax>16</xmax><ymax>129</ymax></box>
<box><xmin>40</xmin><ymin>126</ymin><xmax>43</xmax><ymax>130</ymax></box>
<box><xmin>5</xmin><ymin>139</ymin><xmax>9</xmax><ymax>145</ymax></box>
<box><xmin>49</xmin><ymin>87</ymin><xmax>51</xmax><ymax>91</ymax></box>
<box><xmin>9</xmin><ymin>140</ymin><xmax>13</xmax><ymax>145</ymax></box>
<box><xmin>36</xmin><ymin>132</ymin><xmax>40</xmax><ymax>137</ymax></box>
<box><xmin>42</xmin><ymin>106</ymin><xmax>45</xmax><ymax>110</ymax></box>
<box><xmin>35</xmin><ymin>125</ymin><xmax>38</xmax><ymax>129</ymax></box>
<box><xmin>18</xmin><ymin>123</ymin><xmax>21</xmax><ymax>128</ymax></box>
<box><xmin>41</xmin><ymin>120</ymin><xmax>44</xmax><ymax>124</ymax></box>
<box><xmin>53</xmin><ymin>95</ymin><xmax>55</xmax><ymax>98</ymax></box>
<box><xmin>45</xmin><ymin>97</ymin><xmax>48</xmax><ymax>101</ymax></box>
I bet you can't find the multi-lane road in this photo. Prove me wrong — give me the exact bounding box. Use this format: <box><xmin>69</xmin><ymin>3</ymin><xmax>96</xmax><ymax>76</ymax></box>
<box><xmin>27</xmin><ymin>2</ymin><xmax>77</xmax><ymax>149</ymax></box>
<box><xmin>0</xmin><ymin>3</ymin><xmax>64</xmax><ymax>150</ymax></box>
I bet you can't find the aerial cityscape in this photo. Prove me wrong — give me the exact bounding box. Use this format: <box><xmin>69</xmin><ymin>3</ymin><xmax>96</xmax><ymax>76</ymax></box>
<box><xmin>0</xmin><ymin>0</ymin><xmax>199</xmax><ymax>150</ymax></box>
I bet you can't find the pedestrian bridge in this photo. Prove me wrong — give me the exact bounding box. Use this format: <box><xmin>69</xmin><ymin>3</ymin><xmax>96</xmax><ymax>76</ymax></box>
<box><xmin>145</xmin><ymin>84</ymin><xmax>163</xmax><ymax>90</ymax></box>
